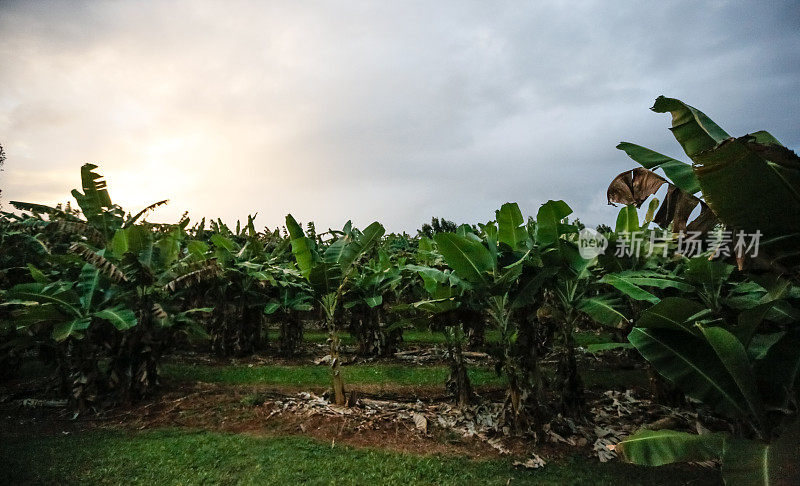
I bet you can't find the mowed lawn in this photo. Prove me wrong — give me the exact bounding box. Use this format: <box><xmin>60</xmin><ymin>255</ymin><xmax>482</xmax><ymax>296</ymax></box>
<box><xmin>0</xmin><ymin>429</ymin><xmax>721</xmax><ymax>485</ymax></box>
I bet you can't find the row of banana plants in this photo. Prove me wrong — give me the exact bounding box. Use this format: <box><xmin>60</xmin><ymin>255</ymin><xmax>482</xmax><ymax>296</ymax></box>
<box><xmin>1</xmin><ymin>96</ymin><xmax>798</xmax><ymax>483</ymax></box>
<box><xmin>0</xmin><ymin>163</ymin><xmax>454</xmax><ymax>410</ymax></box>
<box><xmin>0</xmin><ymin>165</ymin><xmax>209</xmax><ymax>410</ymax></box>
<box><xmin>0</xmin><ymin>165</ymin><xmax>318</xmax><ymax>409</ymax></box>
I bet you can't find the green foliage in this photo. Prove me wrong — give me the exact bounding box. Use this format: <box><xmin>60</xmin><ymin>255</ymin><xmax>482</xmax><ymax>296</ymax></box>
<box><xmin>612</xmin><ymin>96</ymin><xmax>800</xmax><ymax>485</ymax></box>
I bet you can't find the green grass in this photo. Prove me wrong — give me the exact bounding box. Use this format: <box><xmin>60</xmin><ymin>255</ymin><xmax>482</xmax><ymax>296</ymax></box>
<box><xmin>162</xmin><ymin>362</ymin><xmax>648</xmax><ymax>391</ymax></box>
<box><xmin>266</xmin><ymin>329</ymin><xmax>610</xmax><ymax>348</ymax></box>
<box><xmin>163</xmin><ymin>363</ymin><xmax>504</xmax><ymax>387</ymax></box>
<box><xmin>0</xmin><ymin>428</ymin><xmax>720</xmax><ymax>485</ymax></box>
<box><xmin>265</xmin><ymin>329</ymin><xmax>503</xmax><ymax>345</ymax></box>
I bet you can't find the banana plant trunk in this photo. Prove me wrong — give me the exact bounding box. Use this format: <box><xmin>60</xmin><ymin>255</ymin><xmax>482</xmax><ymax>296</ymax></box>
<box><xmin>211</xmin><ymin>303</ymin><xmax>264</xmax><ymax>357</ymax></box>
<box><xmin>109</xmin><ymin>304</ymin><xmax>162</xmax><ymax>404</ymax></box>
<box><xmin>329</xmin><ymin>328</ymin><xmax>346</xmax><ymax>405</ymax></box>
<box><xmin>503</xmin><ymin>315</ymin><xmax>545</xmax><ymax>433</ymax></box>
<box><xmin>278</xmin><ymin>313</ymin><xmax>304</xmax><ymax>357</ymax></box>
<box><xmin>63</xmin><ymin>339</ymin><xmax>106</xmax><ymax>412</ymax></box>
<box><xmin>445</xmin><ymin>325</ymin><xmax>473</xmax><ymax>407</ymax></box>
<box><xmin>467</xmin><ymin>325</ymin><xmax>485</xmax><ymax>350</ymax></box>
<box><xmin>322</xmin><ymin>295</ymin><xmax>347</xmax><ymax>406</ymax></box>
<box><xmin>351</xmin><ymin>307</ymin><xmax>401</xmax><ymax>358</ymax></box>
<box><xmin>556</xmin><ymin>311</ymin><xmax>584</xmax><ymax>417</ymax></box>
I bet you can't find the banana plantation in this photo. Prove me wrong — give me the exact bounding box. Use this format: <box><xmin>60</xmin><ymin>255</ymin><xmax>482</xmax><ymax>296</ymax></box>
<box><xmin>1</xmin><ymin>97</ymin><xmax>798</xmax><ymax>485</ymax></box>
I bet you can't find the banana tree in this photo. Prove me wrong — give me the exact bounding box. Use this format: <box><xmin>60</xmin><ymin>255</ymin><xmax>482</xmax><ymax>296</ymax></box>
<box><xmin>429</xmin><ymin>203</ymin><xmax>548</xmax><ymax>421</ymax></box>
<box><xmin>344</xmin><ymin>249</ymin><xmax>407</xmax><ymax>357</ymax></box>
<box><xmin>285</xmin><ymin>215</ymin><xmax>385</xmax><ymax>405</ymax></box>
<box><xmin>442</xmin><ymin>200</ymin><xmax>626</xmax><ymax>419</ymax></box>
<box><xmin>169</xmin><ymin>214</ymin><xmax>293</xmax><ymax>357</ymax></box>
<box><xmin>606</xmin><ymin>96</ymin><xmax>800</xmax><ymax>481</ymax></box>
<box><xmin>104</xmin><ymin>224</ymin><xmax>208</xmax><ymax>402</ymax></box>
<box><xmin>263</xmin><ymin>265</ymin><xmax>314</xmax><ymax>357</ymax></box>
<box><xmin>403</xmin><ymin>263</ymin><xmax>476</xmax><ymax>406</ymax></box>
<box><xmin>428</xmin><ymin>201</ymin><xmax>624</xmax><ymax>421</ymax></box>
<box><xmin>532</xmin><ymin>200</ymin><xmax>631</xmax><ymax>417</ymax></box>
<box><xmin>2</xmin><ymin>260</ymin><xmax>136</xmax><ymax>410</ymax></box>
<box><xmin>206</xmin><ymin>230</ymin><xmax>271</xmax><ymax>356</ymax></box>
<box><xmin>1</xmin><ymin>164</ymin><xmax>198</xmax><ymax>408</ymax></box>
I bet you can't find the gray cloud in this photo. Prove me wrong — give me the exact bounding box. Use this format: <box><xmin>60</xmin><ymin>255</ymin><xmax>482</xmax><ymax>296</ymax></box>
<box><xmin>1</xmin><ymin>0</ymin><xmax>798</xmax><ymax>232</ymax></box>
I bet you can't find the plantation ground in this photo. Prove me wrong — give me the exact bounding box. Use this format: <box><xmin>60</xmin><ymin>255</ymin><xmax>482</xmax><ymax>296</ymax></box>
<box><xmin>1</xmin><ymin>330</ymin><xmax>722</xmax><ymax>484</ymax></box>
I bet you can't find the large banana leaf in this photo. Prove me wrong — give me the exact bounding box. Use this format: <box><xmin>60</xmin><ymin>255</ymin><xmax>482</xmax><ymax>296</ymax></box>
<box><xmin>635</xmin><ymin>297</ymin><xmax>706</xmax><ymax>334</ymax></box>
<box><xmin>692</xmin><ymin>133</ymin><xmax>800</xmax><ymax>235</ymax></box>
<box><xmin>651</xmin><ymin>96</ymin><xmax>729</xmax><ymax>158</ymax></box>
<box><xmin>616</xmin><ymin>142</ymin><xmax>701</xmax><ymax>194</ymax></box>
<box><xmin>76</xmin><ymin>264</ymin><xmax>101</xmax><ymax>312</ymax></box>
<box><xmin>651</xmin><ymin>96</ymin><xmax>800</xmax><ymax>236</ymax></box>
<box><xmin>285</xmin><ymin>214</ymin><xmax>315</xmax><ymax>279</ymax></box>
<box><xmin>616</xmin><ymin>429</ymin><xmax>724</xmax><ymax>466</ymax></box>
<box><xmin>5</xmin><ymin>284</ymin><xmax>82</xmax><ymax>318</ymax></box>
<box><xmin>628</xmin><ymin>327</ymin><xmax>758</xmax><ymax>420</ymax></box>
<box><xmin>70</xmin><ymin>163</ymin><xmax>115</xmax><ymax>237</ymax></box>
<box><xmin>619</xmin><ymin>423</ymin><xmax>800</xmax><ymax>485</ymax></box>
<box><xmin>434</xmin><ymin>232</ymin><xmax>495</xmax><ymax>285</ymax></box>
<box><xmin>577</xmin><ymin>296</ymin><xmax>628</xmax><ymax>327</ymax></box>
<box><xmin>534</xmin><ymin>200</ymin><xmax>572</xmax><ymax>247</ymax></box>
<box><xmin>338</xmin><ymin>222</ymin><xmax>385</xmax><ymax>270</ymax></box>
<box><xmin>52</xmin><ymin>316</ymin><xmax>91</xmax><ymax>341</ymax></box>
<box><xmin>323</xmin><ymin>238</ymin><xmax>348</xmax><ymax>264</ymax></box>
<box><xmin>8</xmin><ymin>201</ymin><xmax>83</xmax><ymax>222</ymax></box>
<box><xmin>186</xmin><ymin>240</ymin><xmax>209</xmax><ymax>261</ymax></box>
<box><xmin>110</xmin><ymin>226</ymin><xmax>152</xmax><ymax>258</ymax></box>
<box><xmin>5</xmin><ymin>303</ymin><xmax>65</xmax><ymax>329</ymax></box>
<box><xmin>496</xmin><ymin>202</ymin><xmax>527</xmax><ymax>250</ymax></box>
<box><xmin>600</xmin><ymin>273</ymin><xmax>660</xmax><ymax>304</ymax></box>
<box><xmin>412</xmin><ymin>298</ymin><xmax>460</xmax><ymax>314</ymax></box>
<box><xmin>93</xmin><ymin>306</ymin><xmax>138</xmax><ymax>331</ymax></box>
<box><xmin>699</xmin><ymin>326</ymin><xmax>765</xmax><ymax>432</ymax></box>
<box><xmin>721</xmin><ymin>419</ymin><xmax>800</xmax><ymax>486</ymax></box>
<box><xmin>601</xmin><ymin>270</ymin><xmax>695</xmax><ymax>293</ymax></box>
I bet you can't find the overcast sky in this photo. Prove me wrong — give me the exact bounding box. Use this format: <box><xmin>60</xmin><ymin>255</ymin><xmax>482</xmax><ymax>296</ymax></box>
<box><xmin>1</xmin><ymin>0</ymin><xmax>798</xmax><ymax>233</ymax></box>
